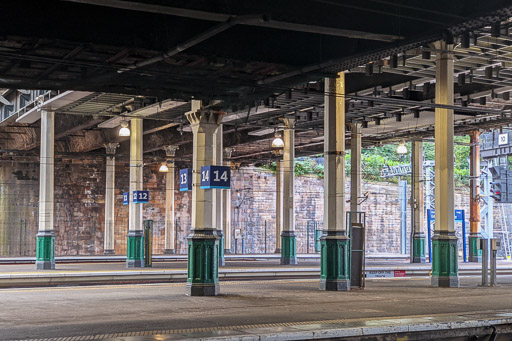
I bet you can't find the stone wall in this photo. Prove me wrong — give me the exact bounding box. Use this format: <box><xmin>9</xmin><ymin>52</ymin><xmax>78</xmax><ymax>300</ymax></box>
<box><xmin>1</xmin><ymin>158</ymin><xmax>510</xmax><ymax>257</ymax></box>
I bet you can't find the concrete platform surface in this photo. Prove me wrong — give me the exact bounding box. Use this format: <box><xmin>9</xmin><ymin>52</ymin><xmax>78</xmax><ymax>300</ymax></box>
<box><xmin>1</xmin><ymin>259</ymin><xmax>512</xmax><ymax>287</ymax></box>
<box><xmin>1</xmin><ymin>276</ymin><xmax>512</xmax><ymax>340</ymax></box>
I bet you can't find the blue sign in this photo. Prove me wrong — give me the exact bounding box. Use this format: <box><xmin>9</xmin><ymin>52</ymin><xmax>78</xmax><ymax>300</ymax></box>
<box><xmin>123</xmin><ymin>192</ymin><xmax>129</xmax><ymax>206</ymax></box>
<box><xmin>132</xmin><ymin>190</ymin><xmax>149</xmax><ymax>204</ymax></box>
<box><xmin>200</xmin><ymin>165</ymin><xmax>231</xmax><ymax>189</ymax></box>
<box><xmin>427</xmin><ymin>209</ymin><xmax>464</xmax><ymax>222</ymax></box>
<box><xmin>179</xmin><ymin>168</ymin><xmax>192</xmax><ymax>191</ymax></box>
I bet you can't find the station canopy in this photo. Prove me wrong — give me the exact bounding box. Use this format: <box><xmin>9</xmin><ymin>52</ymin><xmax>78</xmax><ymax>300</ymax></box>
<box><xmin>1</xmin><ymin>0</ymin><xmax>512</xmax><ymax>164</ymax></box>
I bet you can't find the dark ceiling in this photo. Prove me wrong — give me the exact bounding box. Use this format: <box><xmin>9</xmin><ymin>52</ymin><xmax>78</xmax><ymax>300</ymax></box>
<box><xmin>1</xmin><ymin>0</ymin><xmax>512</xmax><ymax>103</ymax></box>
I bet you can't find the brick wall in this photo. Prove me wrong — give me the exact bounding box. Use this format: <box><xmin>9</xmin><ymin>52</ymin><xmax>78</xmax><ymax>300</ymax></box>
<box><xmin>1</xmin><ymin>158</ymin><xmax>508</xmax><ymax>257</ymax></box>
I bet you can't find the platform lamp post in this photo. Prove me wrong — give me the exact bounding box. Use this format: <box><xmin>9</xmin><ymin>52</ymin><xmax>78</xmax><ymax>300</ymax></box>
<box><xmin>162</xmin><ymin>145</ymin><xmax>179</xmax><ymax>255</ymax></box>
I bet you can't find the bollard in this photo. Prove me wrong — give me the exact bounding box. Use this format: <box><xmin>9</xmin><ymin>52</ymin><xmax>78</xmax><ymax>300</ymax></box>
<box><xmin>481</xmin><ymin>238</ymin><xmax>489</xmax><ymax>286</ymax></box>
<box><xmin>490</xmin><ymin>238</ymin><xmax>500</xmax><ymax>286</ymax></box>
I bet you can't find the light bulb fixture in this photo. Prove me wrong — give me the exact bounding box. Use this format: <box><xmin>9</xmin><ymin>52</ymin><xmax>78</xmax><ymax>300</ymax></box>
<box><xmin>159</xmin><ymin>163</ymin><xmax>169</xmax><ymax>172</ymax></box>
<box><xmin>271</xmin><ymin>131</ymin><xmax>284</xmax><ymax>149</ymax></box>
<box><xmin>396</xmin><ymin>140</ymin><xmax>408</xmax><ymax>154</ymax></box>
<box><xmin>118</xmin><ymin>120</ymin><xmax>130</xmax><ymax>137</ymax></box>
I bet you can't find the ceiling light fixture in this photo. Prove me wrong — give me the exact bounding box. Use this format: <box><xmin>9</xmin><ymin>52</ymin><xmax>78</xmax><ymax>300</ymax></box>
<box><xmin>159</xmin><ymin>163</ymin><xmax>169</xmax><ymax>172</ymax></box>
<box><xmin>396</xmin><ymin>140</ymin><xmax>408</xmax><ymax>155</ymax></box>
<box><xmin>271</xmin><ymin>131</ymin><xmax>284</xmax><ymax>149</ymax></box>
<box><xmin>118</xmin><ymin>120</ymin><xmax>130</xmax><ymax>137</ymax></box>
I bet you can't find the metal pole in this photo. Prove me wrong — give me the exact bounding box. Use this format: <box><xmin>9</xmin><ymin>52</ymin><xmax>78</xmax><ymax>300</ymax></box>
<box><xmin>482</xmin><ymin>239</ymin><xmax>489</xmax><ymax>286</ymax></box>
<box><xmin>307</xmin><ymin>221</ymin><xmax>310</xmax><ymax>254</ymax></box>
<box><xmin>462</xmin><ymin>210</ymin><xmax>467</xmax><ymax>263</ymax></box>
<box><xmin>490</xmin><ymin>244</ymin><xmax>497</xmax><ymax>286</ymax></box>
<box><xmin>427</xmin><ymin>209</ymin><xmax>432</xmax><ymax>263</ymax></box>
<box><xmin>264</xmin><ymin>220</ymin><xmax>267</xmax><ymax>254</ymax></box>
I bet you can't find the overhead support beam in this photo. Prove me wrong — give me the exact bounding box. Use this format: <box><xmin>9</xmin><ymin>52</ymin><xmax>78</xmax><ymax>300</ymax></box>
<box><xmin>432</xmin><ymin>41</ymin><xmax>459</xmax><ymax>288</ymax></box>
<box><xmin>60</xmin><ymin>0</ymin><xmax>402</xmax><ymax>42</ymax></box>
<box><xmin>320</xmin><ymin>74</ymin><xmax>350</xmax><ymax>291</ymax></box>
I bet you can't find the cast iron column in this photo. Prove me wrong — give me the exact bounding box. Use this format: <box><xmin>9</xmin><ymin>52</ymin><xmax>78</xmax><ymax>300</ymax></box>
<box><xmin>36</xmin><ymin>109</ymin><xmax>55</xmax><ymax>270</ymax></box>
<box><xmin>275</xmin><ymin>160</ymin><xmax>283</xmax><ymax>253</ymax></box>
<box><xmin>163</xmin><ymin>145</ymin><xmax>179</xmax><ymax>254</ymax></box>
<box><xmin>411</xmin><ymin>140</ymin><xmax>426</xmax><ymax>263</ymax></box>
<box><xmin>186</xmin><ymin>108</ymin><xmax>224</xmax><ymax>296</ymax></box>
<box><xmin>280</xmin><ymin>117</ymin><xmax>297</xmax><ymax>265</ymax></box>
<box><xmin>213</xmin><ymin>124</ymin><xmax>225</xmax><ymax>265</ymax></box>
<box><xmin>432</xmin><ymin>41</ymin><xmax>459</xmax><ymax>287</ymax></box>
<box><xmin>320</xmin><ymin>74</ymin><xmax>350</xmax><ymax>291</ymax></box>
<box><xmin>104</xmin><ymin>142</ymin><xmax>119</xmax><ymax>255</ymax></box>
<box><xmin>127</xmin><ymin>118</ymin><xmax>144</xmax><ymax>268</ymax></box>
<box><xmin>469</xmin><ymin>131</ymin><xmax>482</xmax><ymax>262</ymax></box>
<box><xmin>223</xmin><ymin>147</ymin><xmax>233</xmax><ymax>254</ymax></box>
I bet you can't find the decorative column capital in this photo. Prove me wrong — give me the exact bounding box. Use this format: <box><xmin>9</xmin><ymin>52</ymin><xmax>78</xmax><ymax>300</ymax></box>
<box><xmin>104</xmin><ymin>142</ymin><xmax>120</xmax><ymax>156</ymax></box>
<box><xmin>279</xmin><ymin>117</ymin><xmax>295</xmax><ymax>129</ymax></box>
<box><xmin>163</xmin><ymin>145</ymin><xmax>179</xmax><ymax>157</ymax></box>
<box><xmin>223</xmin><ymin>147</ymin><xmax>234</xmax><ymax>159</ymax></box>
<box><xmin>186</xmin><ymin>110</ymin><xmax>225</xmax><ymax>134</ymax></box>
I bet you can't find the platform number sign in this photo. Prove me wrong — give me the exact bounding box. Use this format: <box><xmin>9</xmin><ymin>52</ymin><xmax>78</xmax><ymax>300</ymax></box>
<box><xmin>200</xmin><ymin>165</ymin><xmax>230</xmax><ymax>189</ymax></box>
<box><xmin>179</xmin><ymin>168</ymin><xmax>192</xmax><ymax>191</ymax></box>
<box><xmin>123</xmin><ymin>192</ymin><xmax>129</xmax><ymax>206</ymax></box>
<box><xmin>498</xmin><ymin>133</ymin><xmax>508</xmax><ymax>146</ymax></box>
<box><xmin>132</xmin><ymin>190</ymin><xmax>149</xmax><ymax>204</ymax></box>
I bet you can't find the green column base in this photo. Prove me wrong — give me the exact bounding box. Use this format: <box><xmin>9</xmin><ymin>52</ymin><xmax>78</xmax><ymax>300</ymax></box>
<box><xmin>320</xmin><ymin>231</ymin><xmax>350</xmax><ymax>291</ymax></box>
<box><xmin>126</xmin><ymin>230</ymin><xmax>145</xmax><ymax>268</ymax></box>
<box><xmin>468</xmin><ymin>234</ymin><xmax>482</xmax><ymax>262</ymax></box>
<box><xmin>36</xmin><ymin>231</ymin><xmax>55</xmax><ymax>270</ymax></box>
<box><xmin>217</xmin><ymin>230</ymin><xmax>225</xmax><ymax>266</ymax></box>
<box><xmin>186</xmin><ymin>230</ymin><xmax>220</xmax><ymax>296</ymax></box>
<box><xmin>431</xmin><ymin>233</ymin><xmax>459</xmax><ymax>288</ymax></box>
<box><xmin>412</xmin><ymin>233</ymin><xmax>426</xmax><ymax>263</ymax></box>
<box><xmin>280</xmin><ymin>231</ymin><xmax>297</xmax><ymax>265</ymax></box>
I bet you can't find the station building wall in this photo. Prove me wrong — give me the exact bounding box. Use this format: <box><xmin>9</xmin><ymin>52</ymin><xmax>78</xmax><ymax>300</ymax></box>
<box><xmin>0</xmin><ymin>158</ymin><xmax>508</xmax><ymax>257</ymax></box>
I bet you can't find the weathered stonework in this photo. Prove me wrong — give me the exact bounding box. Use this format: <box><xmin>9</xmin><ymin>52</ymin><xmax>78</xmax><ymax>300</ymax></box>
<box><xmin>1</xmin><ymin>160</ymin><xmax>508</xmax><ymax>258</ymax></box>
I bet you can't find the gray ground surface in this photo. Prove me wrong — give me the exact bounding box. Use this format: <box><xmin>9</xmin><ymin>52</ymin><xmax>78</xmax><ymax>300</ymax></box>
<box><xmin>1</xmin><ymin>276</ymin><xmax>512</xmax><ymax>340</ymax></box>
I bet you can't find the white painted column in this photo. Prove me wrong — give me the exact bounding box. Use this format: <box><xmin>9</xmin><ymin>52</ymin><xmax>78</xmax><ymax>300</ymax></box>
<box><xmin>275</xmin><ymin>160</ymin><xmax>283</xmax><ymax>253</ymax></box>
<box><xmin>127</xmin><ymin>118</ymin><xmax>144</xmax><ymax>268</ymax></box>
<box><xmin>280</xmin><ymin>117</ymin><xmax>297</xmax><ymax>265</ymax></box>
<box><xmin>163</xmin><ymin>145</ymin><xmax>179</xmax><ymax>254</ymax></box>
<box><xmin>104</xmin><ymin>142</ymin><xmax>119</xmax><ymax>255</ymax></box>
<box><xmin>186</xmin><ymin>108</ymin><xmax>224</xmax><ymax>296</ymax></box>
<box><xmin>350</xmin><ymin>123</ymin><xmax>361</xmax><ymax>216</ymax></box>
<box><xmin>213</xmin><ymin>124</ymin><xmax>225</xmax><ymax>265</ymax></box>
<box><xmin>411</xmin><ymin>140</ymin><xmax>426</xmax><ymax>263</ymax></box>
<box><xmin>36</xmin><ymin>109</ymin><xmax>55</xmax><ymax>270</ymax></box>
<box><xmin>432</xmin><ymin>41</ymin><xmax>459</xmax><ymax>287</ymax></box>
<box><xmin>223</xmin><ymin>147</ymin><xmax>234</xmax><ymax>253</ymax></box>
<box><xmin>320</xmin><ymin>74</ymin><xmax>350</xmax><ymax>291</ymax></box>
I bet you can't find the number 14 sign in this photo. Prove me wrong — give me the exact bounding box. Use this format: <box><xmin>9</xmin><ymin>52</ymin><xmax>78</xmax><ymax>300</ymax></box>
<box><xmin>200</xmin><ymin>166</ymin><xmax>230</xmax><ymax>189</ymax></box>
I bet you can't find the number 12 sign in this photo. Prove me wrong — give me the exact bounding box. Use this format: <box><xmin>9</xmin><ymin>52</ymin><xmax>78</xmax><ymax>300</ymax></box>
<box><xmin>133</xmin><ymin>190</ymin><xmax>149</xmax><ymax>204</ymax></box>
<box><xmin>200</xmin><ymin>165</ymin><xmax>230</xmax><ymax>189</ymax></box>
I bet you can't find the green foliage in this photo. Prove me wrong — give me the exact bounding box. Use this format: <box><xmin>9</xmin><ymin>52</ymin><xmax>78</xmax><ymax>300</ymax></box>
<box><xmin>261</xmin><ymin>137</ymin><xmax>471</xmax><ymax>187</ymax></box>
